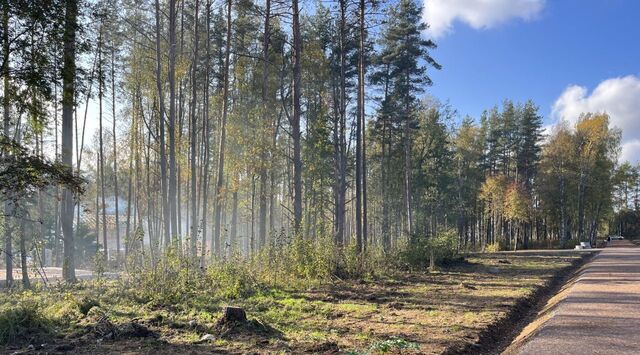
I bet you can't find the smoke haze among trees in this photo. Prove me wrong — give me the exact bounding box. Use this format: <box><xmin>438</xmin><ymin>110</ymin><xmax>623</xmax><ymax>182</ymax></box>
<box><xmin>0</xmin><ymin>0</ymin><xmax>634</xmax><ymax>285</ymax></box>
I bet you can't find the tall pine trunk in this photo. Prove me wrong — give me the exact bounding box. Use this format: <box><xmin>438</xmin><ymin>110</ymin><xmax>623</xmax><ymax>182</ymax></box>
<box><xmin>577</xmin><ymin>174</ymin><xmax>585</xmax><ymax>241</ymax></box>
<box><xmin>200</xmin><ymin>0</ymin><xmax>212</xmax><ymax>264</ymax></box>
<box><xmin>332</xmin><ymin>0</ymin><xmax>347</xmax><ymax>248</ymax></box>
<box><xmin>403</xmin><ymin>117</ymin><xmax>413</xmax><ymax>237</ymax></box>
<box><xmin>111</xmin><ymin>45</ymin><xmax>120</xmax><ymax>264</ymax></box>
<box><xmin>168</xmin><ymin>0</ymin><xmax>179</xmax><ymax>243</ymax></box>
<box><xmin>61</xmin><ymin>0</ymin><xmax>78</xmax><ymax>283</ymax></box>
<box><xmin>230</xmin><ymin>187</ymin><xmax>238</xmax><ymax>251</ymax></box>
<box><xmin>357</xmin><ymin>0</ymin><xmax>367</xmax><ymax>252</ymax></box>
<box><xmin>154</xmin><ymin>0</ymin><xmax>170</xmax><ymax>247</ymax></box>
<box><xmin>189</xmin><ymin>0</ymin><xmax>200</xmax><ymax>257</ymax></box>
<box><xmin>213</xmin><ymin>0</ymin><xmax>232</xmax><ymax>258</ymax></box>
<box><xmin>2</xmin><ymin>1</ymin><xmax>14</xmax><ymax>287</ymax></box>
<box><xmin>381</xmin><ymin>64</ymin><xmax>391</xmax><ymax>251</ymax></box>
<box><xmin>559</xmin><ymin>175</ymin><xmax>568</xmax><ymax>247</ymax></box>
<box><xmin>291</xmin><ymin>0</ymin><xmax>303</xmax><ymax>235</ymax></box>
<box><xmin>54</xmin><ymin>65</ymin><xmax>61</xmax><ymax>266</ymax></box>
<box><xmin>98</xmin><ymin>27</ymin><xmax>108</xmax><ymax>263</ymax></box>
<box><xmin>125</xmin><ymin>109</ymin><xmax>134</xmax><ymax>256</ymax></box>
<box><xmin>258</xmin><ymin>0</ymin><xmax>271</xmax><ymax>250</ymax></box>
<box><xmin>19</xmin><ymin>217</ymin><xmax>29</xmax><ymax>289</ymax></box>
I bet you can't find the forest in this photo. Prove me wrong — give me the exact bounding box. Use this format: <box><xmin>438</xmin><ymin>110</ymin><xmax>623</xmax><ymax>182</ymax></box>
<box><xmin>0</xmin><ymin>0</ymin><xmax>638</xmax><ymax>353</ymax></box>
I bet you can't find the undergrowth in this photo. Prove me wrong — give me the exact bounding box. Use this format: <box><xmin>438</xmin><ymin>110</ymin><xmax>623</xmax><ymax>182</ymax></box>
<box><xmin>0</xmin><ymin>229</ymin><xmax>459</xmax><ymax>347</ymax></box>
<box><xmin>0</xmin><ymin>296</ymin><xmax>52</xmax><ymax>345</ymax></box>
<box><xmin>119</xmin><ymin>229</ymin><xmax>459</xmax><ymax>306</ymax></box>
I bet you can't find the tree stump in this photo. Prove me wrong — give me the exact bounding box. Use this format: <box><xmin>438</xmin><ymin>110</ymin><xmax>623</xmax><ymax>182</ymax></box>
<box><xmin>218</xmin><ymin>306</ymin><xmax>247</xmax><ymax>325</ymax></box>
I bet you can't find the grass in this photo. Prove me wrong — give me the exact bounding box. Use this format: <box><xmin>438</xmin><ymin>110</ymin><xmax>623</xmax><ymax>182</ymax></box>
<box><xmin>0</xmin><ymin>251</ymin><xmax>591</xmax><ymax>354</ymax></box>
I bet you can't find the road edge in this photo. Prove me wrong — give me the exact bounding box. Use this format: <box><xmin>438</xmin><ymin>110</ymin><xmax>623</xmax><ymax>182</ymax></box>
<box><xmin>446</xmin><ymin>250</ymin><xmax>598</xmax><ymax>355</ymax></box>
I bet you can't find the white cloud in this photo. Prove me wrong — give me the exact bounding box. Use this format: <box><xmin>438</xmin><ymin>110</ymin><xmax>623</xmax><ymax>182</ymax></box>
<box><xmin>621</xmin><ymin>140</ymin><xmax>640</xmax><ymax>164</ymax></box>
<box><xmin>551</xmin><ymin>75</ymin><xmax>640</xmax><ymax>163</ymax></box>
<box><xmin>423</xmin><ymin>0</ymin><xmax>546</xmax><ymax>38</ymax></box>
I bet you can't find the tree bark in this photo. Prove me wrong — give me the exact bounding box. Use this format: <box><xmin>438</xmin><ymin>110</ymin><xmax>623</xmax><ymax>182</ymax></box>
<box><xmin>19</xmin><ymin>216</ymin><xmax>29</xmax><ymax>289</ymax></box>
<box><xmin>258</xmin><ymin>0</ymin><xmax>271</xmax><ymax>250</ymax></box>
<box><xmin>381</xmin><ymin>64</ymin><xmax>390</xmax><ymax>251</ymax></box>
<box><xmin>402</xmin><ymin>68</ymin><xmax>413</xmax><ymax>238</ymax></box>
<box><xmin>230</xmin><ymin>187</ymin><xmax>238</xmax><ymax>251</ymax></box>
<box><xmin>154</xmin><ymin>0</ymin><xmax>170</xmax><ymax>247</ymax></box>
<box><xmin>2</xmin><ymin>0</ymin><xmax>14</xmax><ymax>287</ymax></box>
<box><xmin>98</xmin><ymin>27</ymin><xmax>108</xmax><ymax>264</ymax></box>
<box><xmin>291</xmin><ymin>0</ymin><xmax>303</xmax><ymax>235</ymax></box>
<box><xmin>355</xmin><ymin>36</ymin><xmax>363</xmax><ymax>249</ymax></box>
<box><xmin>357</xmin><ymin>0</ymin><xmax>367</xmax><ymax>252</ymax></box>
<box><xmin>61</xmin><ymin>0</ymin><xmax>77</xmax><ymax>283</ymax></box>
<box><xmin>559</xmin><ymin>175</ymin><xmax>568</xmax><ymax>247</ymax></box>
<box><xmin>125</xmin><ymin>117</ymin><xmax>134</xmax><ymax>257</ymax></box>
<box><xmin>577</xmin><ymin>174</ymin><xmax>585</xmax><ymax>241</ymax></box>
<box><xmin>332</xmin><ymin>0</ymin><xmax>347</xmax><ymax>248</ymax></box>
<box><xmin>213</xmin><ymin>0</ymin><xmax>232</xmax><ymax>258</ymax></box>
<box><xmin>251</xmin><ymin>176</ymin><xmax>256</xmax><ymax>254</ymax></box>
<box><xmin>54</xmin><ymin>68</ymin><xmax>61</xmax><ymax>266</ymax></box>
<box><xmin>168</xmin><ymin>0</ymin><xmax>178</xmax><ymax>243</ymax></box>
<box><xmin>189</xmin><ymin>0</ymin><xmax>200</xmax><ymax>257</ymax></box>
<box><xmin>110</xmin><ymin>43</ymin><xmax>121</xmax><ymax>264</ymax></box>
<box><xmin>200</xmin><ymin>0</ymin><xmax>212</xmax><ymax>264</ymax></box>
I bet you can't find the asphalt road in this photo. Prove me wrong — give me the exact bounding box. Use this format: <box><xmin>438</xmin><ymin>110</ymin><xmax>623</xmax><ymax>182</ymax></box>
<box><xmin>511</xmin><ymin>241</ymin><xmax>640</xmax><ymax>354</ymax></box>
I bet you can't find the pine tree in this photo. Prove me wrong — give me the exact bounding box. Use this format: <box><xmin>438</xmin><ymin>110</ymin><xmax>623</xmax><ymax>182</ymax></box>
<box><xmin>61</xmin><ymin>0</ymin><xmax>78</xmax><ymax>282</ymax></box>
<box><xmin>516</xmin><ymin>100</ymin><xmax>542</xmax><ymax>188</ymax></box>
<box><xmin>377</xmin><ymin>0</ymin><xmax>440</xmax><ymax>237</ymax></box>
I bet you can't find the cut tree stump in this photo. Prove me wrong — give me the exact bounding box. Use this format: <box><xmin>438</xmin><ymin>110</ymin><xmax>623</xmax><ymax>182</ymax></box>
<box><xmin>218</xmin><ymin>306</ymin><xmax>247</xmax><ymax>325</ymax></box>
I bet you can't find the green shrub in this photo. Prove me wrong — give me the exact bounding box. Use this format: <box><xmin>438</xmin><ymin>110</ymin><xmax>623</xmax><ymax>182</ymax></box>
<box><xmin>123</xmin><ymin>246</ymin><xmax>203</xmax><ymax>305</ymax></box>
<box><xmin>428</xmin><ymin>229</ymin><xmax>458</xmax><ymax>262</ymax></box>
<box><xmin>400</xmin><ymin>229</ymin><xmax>458</xmax><ymax>269</ymax></box>
<box><xmin>208</xmin><ymin>255</ymin><xmax>260</xmax><ymax>299</ymax></box>
<box><xmin>485</xmin><ymin>241</ymin><xmax>504</xmax><ymax>252</ymax></box>
<box><xmin>563</xmin><ymin>239</ymin><xmax>580</xmax><ymax>249</ymax></box>
<box><xmin>77</xmin><ymin>296</ymin><xmax>100</xmax><ymax>315</ymax></box>
<box><xmin>44</xmin><ymin>300</ymin><xmax>81</xmax><ymax>323</ymax></box>
<box><xmin>122</xmin><ymin>230</ymin><xmax>417</xmax><ymax>304</ymax></box>
<box><xmin>251</xmin><ymin>231</ymin><xmax>336</xmax><ymax>288</ymax></box>
<box><xmin>0</xmin><ymin>298</ymin><xmax>52</xmax><ymax>345</ymax></box>
<box><xmin>526</xmin><ymin>238</ymin><xmax>555</xmax><ymax>250</ymax></box>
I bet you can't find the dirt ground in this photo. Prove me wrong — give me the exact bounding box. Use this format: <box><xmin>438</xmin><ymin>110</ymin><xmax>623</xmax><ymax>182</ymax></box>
<box><xmin>1</xmin><ymin>251</ymin><xmax>594</xmax><ymax>354</ymax></box>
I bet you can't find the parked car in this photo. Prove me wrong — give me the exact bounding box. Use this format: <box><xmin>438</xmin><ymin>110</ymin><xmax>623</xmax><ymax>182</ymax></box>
<box><xmin>607</xmin><ymin>235</ymin><xmax>624</xmax><ymax>241</ymax></box>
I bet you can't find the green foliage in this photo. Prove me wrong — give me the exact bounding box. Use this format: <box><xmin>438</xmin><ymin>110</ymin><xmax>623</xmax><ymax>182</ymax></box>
<box><xmin>0</xmin><ymin>136</ymin><xmax>86</xmax><ymax>201</ymax></box>
<box><xmin>504</xmin><ymin>183</ymin><xmax>531</xmax><ymax>222</ymax></box>
<box><xmin>0</xmin><ymin>295</ymin><xmax>53</xmax><ymax>345</ymax></box>
<box><xmin>428</xmin><ymin>229</ymin><xmax>459</xmax><ymax>262</ymax></box>
<box><xmin>485</xmin><ymin>242</ymin><xmax>503</xmax><ymax>252</ymax></box>
<box><xmin>117</xmin><ymin>231</ymin><xmax>408</xmax><ymax>307</ymax></box>
<box><xmin>332</xmin><ymin>242</ymin><xmax>395</xmax><ymax>280</ymax></box>
<box><xmin>252</xmin><ymin>232</ymin><xmax>335</xmax><ymax>288</ymax></box>
<box><xmin>208</xmin><ymin>255</ymin><xmax>261</xmax><ymax>299</ymax></box>
<box><xmin>562</xmin><ymin>239</ymin><xmax>580</xmax><ymax>250</ymax></box>
<box><xmin>77</xmin><ymin>296</ymin><xmax>100</xmax><ymax>316</ymax></box>
<box><xmin>123</xmin><ymin>246</ymin><xmax>203</xmax><ymax>305</ymax></box>
<box><xmin>369</xmin><ymin>337</ymin><xmax>420</xmax><ymax>353</ymax></box>
<box><xmin>400</xmin><ymin>229</ymin><xmax>458</xmax><ymax>269</ymax></box>
<box><xmin>347</xmin><ymin>336</ymin><xmax>420</xmax><ymax>355</ymax></box>
<box><xmin>93</xmin><ymin>250</ymin><xmax>107</xmax><ymax>278</ymax></box>
<box><xmin>121</xmin><ymin>234</ymin><xmax>338</xmax><ymax>305</ymax></box>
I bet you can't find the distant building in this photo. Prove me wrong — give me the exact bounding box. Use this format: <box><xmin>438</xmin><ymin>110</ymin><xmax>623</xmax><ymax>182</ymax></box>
<box><xmin>82</xmin><ymin>196</ymin><xmax>129</xmax><ymax>261</ymax></box>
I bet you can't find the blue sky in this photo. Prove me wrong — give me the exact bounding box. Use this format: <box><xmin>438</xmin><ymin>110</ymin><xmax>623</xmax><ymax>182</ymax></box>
<box><xmin>421</xmin><ymin>0</ymin><xmax>640</xmax><ymax>162</ymax></box>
